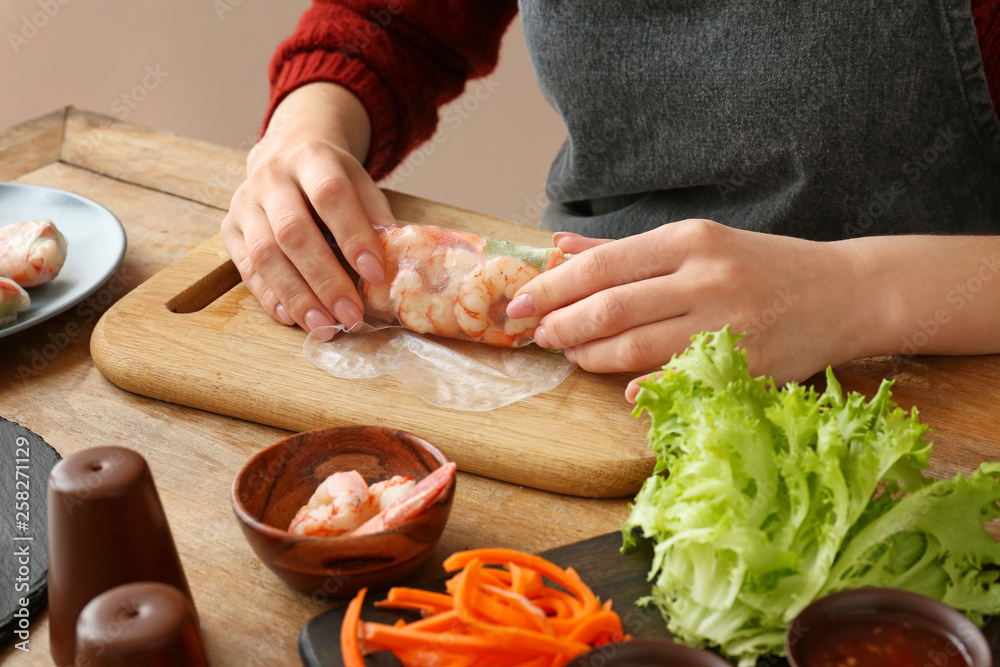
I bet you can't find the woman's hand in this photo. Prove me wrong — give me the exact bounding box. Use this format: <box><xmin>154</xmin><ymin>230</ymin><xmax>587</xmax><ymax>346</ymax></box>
<box><xmin>507</xmin><ymin>219</ymin><xmax>879</xmax><ymax>401</ymax></box>
<box><xmin>222</xmin><ymin>83</ymin><xmax>396</xmax><ymax>338</ymax></box>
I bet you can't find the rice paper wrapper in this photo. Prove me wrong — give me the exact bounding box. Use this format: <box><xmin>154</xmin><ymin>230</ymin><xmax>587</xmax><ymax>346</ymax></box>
<box><xmin>304</xmin><ymin>323</ymin><xmax>577</xmax><ymax>411</ymax></box>
<box><xmin>359</xmin><ymin>224</ymin><xmax>567</xmax><ymax>349</ymax></box>
<box><xmin>0</xmin><ymin>277</ymin><xmax>30</xmax><ymax>329</ymax></box>
<box><xmin>0</xmin><ymin>219</ymin><xmax>68</xmax><ymax>287</ymax></box>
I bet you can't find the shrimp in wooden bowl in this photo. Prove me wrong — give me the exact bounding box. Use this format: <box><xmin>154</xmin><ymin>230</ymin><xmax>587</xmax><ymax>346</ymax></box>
<box><xmin>231</xmin><ymin>426</ymin><xmax>457</xmax><ymax>596</ymax></box>
<box><xmin>359</xmin><ymin>224</ymin><xmax>566</xmax><ymax>348</ymax></box>
<box><xmin>289</xmin><ymin>462</ymin><xmax>456</xmax><ymax>538</ymax></box>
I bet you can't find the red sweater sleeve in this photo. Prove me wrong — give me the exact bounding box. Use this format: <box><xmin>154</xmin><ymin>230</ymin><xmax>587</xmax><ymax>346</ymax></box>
<box><xmin>266</xmin><ymin>1</ymin><xmax>518</xmax><ymax>181</ymax></box>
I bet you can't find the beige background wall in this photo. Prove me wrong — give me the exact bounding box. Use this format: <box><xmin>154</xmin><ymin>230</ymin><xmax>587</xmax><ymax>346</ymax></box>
<box><xmin>1</xmin><ymin>1</ymin><xmax>567</xmax><ymax>223</ymax></box>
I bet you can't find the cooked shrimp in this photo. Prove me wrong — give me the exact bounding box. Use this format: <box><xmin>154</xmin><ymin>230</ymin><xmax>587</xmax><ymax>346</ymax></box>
<box><xmin>288</xmin><ymin>465</ymin><xmax>455</xmax><ymax>537</ymax></box>
<box><xmin>288</xmin><ymin>470</ymin><xmax>374</xmax><ymax>537</ymax></box>
<box><xmin>455</xmin><ymin>256</ymin><xmax>541</xmax><ymax>345</ymax></box>
<box><xmin>388</xmin><ymin>268</ymin><xmax>452</xmax><ymax>334</ymax></box>
<box><xmin>356</xmin><ymin>223</ymin><xmax>565</xmax><ymax>347</ymax></box>
<box><xmin>362</xmin><ymin>226</ymin><xmax>480</xmax><ymax>326</ymax></box>
<box><xmin>353</xmin><ymin>462</ymin><xmax>456</xmax><ymax>536</ymax></box>
<box><xmin>367</xmin><ymin>475</ymin><xmax>415</xmax><ymax>512</ymax></box>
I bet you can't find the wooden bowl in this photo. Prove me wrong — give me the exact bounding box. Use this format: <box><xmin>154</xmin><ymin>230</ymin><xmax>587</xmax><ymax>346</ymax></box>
<box><xmin>231</xmin><ymin>426</ymin><xmax>455</xmax><ymax>598</ymax></box>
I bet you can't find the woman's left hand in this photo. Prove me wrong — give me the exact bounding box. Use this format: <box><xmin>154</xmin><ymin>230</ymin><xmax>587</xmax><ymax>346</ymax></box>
<box><xmin>505</xmin><ymin>219</ymin><xmax>878</xmax><ymax>402</ymax></box>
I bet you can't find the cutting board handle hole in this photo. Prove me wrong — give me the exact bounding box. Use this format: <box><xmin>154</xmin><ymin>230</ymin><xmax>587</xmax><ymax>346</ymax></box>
<box><xmin>166</xmin><ymin>259</ymin><xmax>242</xmax><ymax>313</ymax></box>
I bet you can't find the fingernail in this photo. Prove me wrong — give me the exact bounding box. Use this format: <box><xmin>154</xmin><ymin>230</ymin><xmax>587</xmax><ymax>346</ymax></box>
<box><xmin>333</xmin><ymin>298</ymin><xmax>364</xmax><ymax>329</ymax></box>
<box><xmin>552</xmin><ymin>231</ymin><xmax>581</xmax><ymax>245</ymax></box>
<box><xmin>506</xmin><ymin>294</ymin><xmax>534</xmax><ymax>319</ymax></box>
<box><xmin>356</xmin><ymin>251</ymin><xmax>385</xmax><ymax>285</ymax></box>
<box><xmin>564</xmin><ymin>346</ymin><xmax>577</xmax><ymax>364</ymax></box>
<box><xmin>533</xmin><ymin>325</ymin><xmax>551</xmax><ymax>349</ymax></box>
<box><xmin>274</xmin><ymin>304</ymin><xmax>295</xmax><ymax>326</ymax></box>
<box><xmin>304</xmin><ymin>308</ymin><xmax>335</xmax><ymax>340</ymax></box>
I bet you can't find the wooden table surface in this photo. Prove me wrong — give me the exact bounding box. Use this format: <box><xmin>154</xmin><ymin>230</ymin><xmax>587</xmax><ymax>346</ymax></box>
<box><xmin>2</xmin><ymin>108</ymin><xmax>999</xmax><ymax>666</ymax></box>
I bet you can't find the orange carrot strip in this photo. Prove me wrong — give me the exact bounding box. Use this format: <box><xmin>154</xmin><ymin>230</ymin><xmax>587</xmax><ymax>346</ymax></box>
<box><xmin>454</xmin><ymin>558</ymin><xmax>482</xmax><ymax>625</ymax></box>
<box><xmin>377</xmin><ymin>587</ymin><xmax>455</xmax><ymax>613</ymax></box>
<box><xmin>535</xmin><ymin>589</ymin><xmax>584</xmax><ymax>618</ymax></box>
<box><xmin>519</xmin><ymin>657</ymin><xmax>553</xmax><ymax>667</ymax></box>
<box><xmin>459</xmin><ymin>586</ymin><xmax>530</xmax><ymax>630</ymax></box>
<box><xmin>444</xmin><ymin>549</ymin><xmax>598</xmax><ymax>613</ymax></box>
<box><xmin>401</xmin><ymin>609</ymin><xmax>466</xmax><ymax>635</ymax></box>
<box><xmin>532</xmin><ymin>594</ymin><xmax>574</xmax><ymax>618</ymax></box>
<box><xmin>482</xmin><ymin>584</ymin><xmax>553</xmax><ymax>635</ymax></box>
<box><xmin>340</xmin><ymin>588</ymin><xmax>367</xmax><ymax>667</ymax></box>
<box><xmin>566</xmin><ymin>610</ymin><xmax>625</xmax><ymax>645</ymax></box>
<box><xmin>416</xmin><ymin>649</ymin><xmax>482</xmax><ymax>667</ymax></box>
<box><xmin>478</xmin><ymin>567</ymin><xmax>513</xmax><ymax>587</ymax></box>
<box><xmin>470</xmin><ymin>621</ymin><xmax>593</xmax><ymax>657</ymax></box>
<box><xmin>509</xmin><ymin>562</ymin><xmax>543</xmax><ymax>597</ymax></box>
<box><xmin>356</xmin><ymin>548</ymin><xmax>627</xmax><ymax>667</ymax></box>
<box><xmin>361</xmin><ymin>623</ymin><xmax>534</xmax><ymax>654</ymax></box>
<box><xmin>394</xmin><ymin>648</ymin><xmax>479</xmax><ymax>667</ymax></box>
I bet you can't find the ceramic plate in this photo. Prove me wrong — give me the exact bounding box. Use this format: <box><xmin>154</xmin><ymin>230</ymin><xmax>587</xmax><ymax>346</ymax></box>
<box><xmin>0</xmin><ymin>182</ymin><xmax>126</xmax><ymax>338</ymax></box>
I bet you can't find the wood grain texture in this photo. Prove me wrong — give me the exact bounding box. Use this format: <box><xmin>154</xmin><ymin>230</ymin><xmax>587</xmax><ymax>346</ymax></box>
<box><xmin>60</xmin><ymin>108</ymin><xmax>246</xmax><ymax>210</ymax></box>
<box><xmin>3</xmin><ymin>109</ymin><xmax>999</xmax><ymax>667</ymax></box>
<box><xmin>0</xmin><ymin>108</ymin><xmax>65</xmax><ymax>182</ymax></box>
<box><xmin>0</xmin><ymin>111</ymin><xmax>632</xmax><ymax>667</ymax></box>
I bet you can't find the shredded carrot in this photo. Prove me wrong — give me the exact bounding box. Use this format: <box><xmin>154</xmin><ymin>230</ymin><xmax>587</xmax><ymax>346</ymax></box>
<box><xmin>340</xmin><ymin>548</ymin><xmax>629</xmax><ymax>666</ymax></box>
<box><xmin>376</xmin><ymin>588</ymin><xmax>454</xmax><ymax>615</ymax></box>
<box><xmin>340</xmin><ymin>588</ymin><xmax>367</xmax><ymax>667</ymax></box>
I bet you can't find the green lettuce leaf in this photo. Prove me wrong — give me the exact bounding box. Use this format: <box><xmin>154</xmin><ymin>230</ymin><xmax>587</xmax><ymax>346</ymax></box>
<box><xmin>623</xmin><ymin>327</ymin><xmax>1000</xmax><ymax>666</ymax></box>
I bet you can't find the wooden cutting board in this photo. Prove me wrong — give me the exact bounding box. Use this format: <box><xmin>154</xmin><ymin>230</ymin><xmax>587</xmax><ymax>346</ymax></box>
<box><xmin>90</xmin><ymin>191</ymin><xmax>653</xmax><ymax>498</ymax></box>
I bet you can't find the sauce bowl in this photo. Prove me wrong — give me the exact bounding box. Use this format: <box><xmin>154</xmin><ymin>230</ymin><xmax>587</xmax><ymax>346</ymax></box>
<box><xmin>786</xmin><ymin>587</ymin><xmax>991</xmax><ymax>667</ymax></box>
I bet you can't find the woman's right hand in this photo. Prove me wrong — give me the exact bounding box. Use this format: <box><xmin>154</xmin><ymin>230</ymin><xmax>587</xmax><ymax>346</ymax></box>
<box><xmin>222</xmin><ymin>82</ymin><xmax>397</xmax><ymax>338</ymax></box>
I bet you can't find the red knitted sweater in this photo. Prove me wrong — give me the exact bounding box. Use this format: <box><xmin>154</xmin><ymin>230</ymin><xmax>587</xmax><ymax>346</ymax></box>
<box><xmin>266</xmin><ymin>0</ymin><xmax>1000</xmax><ymax>181</ymax></box>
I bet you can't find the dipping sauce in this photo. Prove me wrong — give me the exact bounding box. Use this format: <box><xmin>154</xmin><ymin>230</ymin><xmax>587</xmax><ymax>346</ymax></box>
<box><xmin>807</xmin><ymin>616</ymin><xmax>971</xmax><ymax>667</ymax></box>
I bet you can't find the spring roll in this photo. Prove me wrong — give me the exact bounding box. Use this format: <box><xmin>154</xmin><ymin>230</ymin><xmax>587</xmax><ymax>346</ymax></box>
<box><xmin>360</xmin><ymin>224</ymin><xmax>566</xmax><ymax>348</ymax></box>
<box><xmin>0</xmin><ymin>277</ymin><xmax>30</xmax><ymax>329</ymax></box>
<box><xmin>0</xmin><ymin>219</ymin><xmax>69</xmax><ymax>287</ymax></box>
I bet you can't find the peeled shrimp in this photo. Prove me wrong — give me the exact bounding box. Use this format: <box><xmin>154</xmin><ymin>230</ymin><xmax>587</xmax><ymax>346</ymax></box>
<box><xmin>359</xmin><ymin>224</ymin><xmax>565</xmax><ymax>347</ymax></box>
<box><xmin>353</xmin><ymin>462</ymin><xmax>456</xmax><ymax>536</ymax></box>
<box><xmin>288</xmin><ymin>470</ymin><xmax>373</xmax><ymax>537</ymax></box>
<box><xmin>288</xmin><ymin>464</ymin><xmax>455</xmax><ymax>537</ymax></box>
<box><xmin>455</xmin><ymin>255</ymin><xmax>541</xmax><ymax>347</ymax></box>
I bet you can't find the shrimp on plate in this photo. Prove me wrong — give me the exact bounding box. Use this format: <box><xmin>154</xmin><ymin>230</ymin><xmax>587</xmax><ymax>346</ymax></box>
<box><xmin>358</xmin><ymin>223</ymin><xmax>566</xmax><ymax>348</ymax></box>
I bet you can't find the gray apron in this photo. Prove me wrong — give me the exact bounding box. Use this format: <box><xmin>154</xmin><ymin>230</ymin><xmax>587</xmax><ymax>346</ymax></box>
<box><xmin>519</xmin><ymin>0</ymin><xmax>1000</xmax><ymax>241</ymax></box>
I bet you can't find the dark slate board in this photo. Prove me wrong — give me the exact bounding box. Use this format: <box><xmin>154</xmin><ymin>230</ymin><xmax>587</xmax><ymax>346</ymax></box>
<box><xmin>299</xmin><ymin>530</ymin><xmax>1000</xmax><ymax>667</ymax></box>
<box><xmin>0</xmin><ymin>417</ymin><xmax>61</xmax><ymax>648</ymax></box>
<box><xmin>299</xmin><ymin>531</ymin><xmax>684</xmax><ymax>666</ymax></box>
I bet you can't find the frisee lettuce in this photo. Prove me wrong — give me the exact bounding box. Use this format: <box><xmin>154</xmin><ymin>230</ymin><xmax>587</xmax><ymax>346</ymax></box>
<box><xmin>623</xmin><ymin>327</ymin><xmax>1000</xmax><ymax>666</ymax></box>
